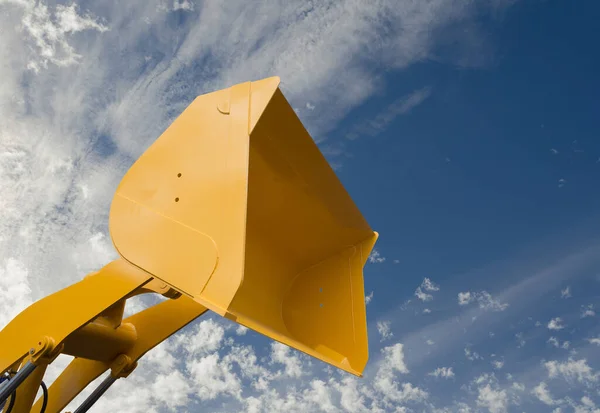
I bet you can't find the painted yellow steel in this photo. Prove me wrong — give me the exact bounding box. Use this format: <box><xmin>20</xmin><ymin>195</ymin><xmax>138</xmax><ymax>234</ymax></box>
<box><xmin>9</xmin><ymin>357</ymin><xmax>47</xmax><ymax>413</ymax></box>
<box><xmin>30</xmin><ymin>296</ymin><xmax>207</xmax><ymax>413</ymax></box>
<box><xmin>109</xmin><ymin>76</ymin><xmax>378</xmax><ymax>375</ymax></box>
<box><xmin>0</xmin><ymin>259</ymin><xmax>152</xmax><ymax>377</ymax></box>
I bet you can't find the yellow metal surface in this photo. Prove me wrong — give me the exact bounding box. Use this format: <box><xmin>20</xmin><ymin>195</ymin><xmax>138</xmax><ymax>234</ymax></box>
<box><xmin>0</xmin><ymin>259</ymin><xmax>151</xmax><ymax>376</ymax></box>
<box><xmin>61</xmin><ymin>320</ymin><xmax>137</xmax><ymax>362</ymax></box>
<box><xmin>109</xmin><ymin>76</ymin><xmax>377</xmax><ymax>375</ymax></box>
<box><xmin>31</xmin><ymin>295</ymin><xmax>207</xmax><ymax>413</ymax></box>
<box><xmin>9</xmin><ymin>358</ymin><xmax>47</xmax><ymax>413</ymax></box>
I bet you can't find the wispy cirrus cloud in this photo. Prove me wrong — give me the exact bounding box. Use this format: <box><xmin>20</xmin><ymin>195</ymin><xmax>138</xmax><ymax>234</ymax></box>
<box><xmin>345</xmin><ymin>87</ymin><xmax>432</xmax><ymax>140</ymax></box>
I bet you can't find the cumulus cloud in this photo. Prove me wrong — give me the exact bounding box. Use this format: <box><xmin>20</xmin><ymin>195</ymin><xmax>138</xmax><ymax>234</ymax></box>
<box><xmin>365</xmin><ymin>291</ymin><xmax>374</xmax><ymax>305</ymax></box>
<box><xmin>457</xmin><ymin>290</ymin><xmax>508</xmax><ymax>312</ymax></box>
<box><xmin>492</xmin><ymin>359</ymin><xmax>504</xmax><ymax>369</ymax></box>
<box><xmin>477</xmin><ymin>384</ymin><xmax>508</xmax><ymax>413</ymax></box>
<box><xmin>175</xmin><ymin>318</ymin><xmax>225</xmax><ymax>356</ymax></box>
<box><xmin>515</xmin><ymin>332</ymin><xmax>526</xmax><ymax>348</ymax></box>
<box><xmin>368</xmin><ymin>249</ymin><xmax>386</xmax><ymax>264</ymax></box>
<box><xmin>587</xmin><ymin>337</ymin><xmax>600</xmax><ymax>346</ymax></box>
<box><xmin>429</xmin><ymin>367</ymin><xmax>455</xmax><ymax>379</ymax></box>
<box><xmin>270</xmin><ymin>342</ymin><xmax>304</xmax><ymax>378</ymax></box>
<box><xmin>561</xmin><ymin>286</ymin><xmax>571</xmax><ymax>298</ymax></box>
<box><xmin>580</xmin><ymin>304</ymin><xmax>595</xmax><ymax>318</ymax></box>
<box><xmin>377</xmin><ymin>320</ymin><xmax>394</xmax><ymax>342</ymax></box>
<box><xmin>465</xmin><ymin>347</ymin><xmax>483</xmax><ymax>361</ymax></box>
<box><xmin>187</xmin><ymin>352</ymin><xmax>242</xmax><ymax>401</ymax></box>
<box><xmin>532</xmin><ymin>382</ymin><xmax>558</xmax><ymax>406</ymax></box>
<box><xmin>548</xmin><ymin>337</ymin><xmax>570</xmax><ymax>349</ymax></box>
<box><xmin>458</xmin><ymin>291</ymin><xmax>473</xmax><ymax>305</ymax></box>
<box><xmin>545</xmin><ymin>358</ymin><xmax>599</xmax><ymax>385</ymax></box>
<box><xmin>415</xmin><ymin>277</ymin><xmax>440</xmax><ymax>302</ymax></box>
<box><xmin>473</xmin><ymin>378</ymin><xmax>506</xmax><ymax>412</ymax></box>
<box><xmin>548</xmin><ymin>317</ymin><xmax>565</xmax><ymax>331</ymax></box>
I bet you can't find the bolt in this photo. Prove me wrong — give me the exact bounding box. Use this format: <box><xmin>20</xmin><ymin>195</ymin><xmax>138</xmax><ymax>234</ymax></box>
<box><xmin>29</xmin><ymin>348</ymin><xmax>35</xmax><ymax>355</ymax></box>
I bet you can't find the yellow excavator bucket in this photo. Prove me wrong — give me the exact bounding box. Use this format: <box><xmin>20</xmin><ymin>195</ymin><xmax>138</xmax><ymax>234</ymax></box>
<box><xmin>109</xmin><ymin>76</ymin><xmax>378</xmax><ymax>376</ymax></box>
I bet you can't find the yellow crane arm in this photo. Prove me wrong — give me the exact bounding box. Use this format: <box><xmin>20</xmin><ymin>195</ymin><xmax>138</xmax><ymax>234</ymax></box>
<box><xmin>32</xmin><ymin>287</ymin><xmax>208</xmax><ymax>413</ymax></box>
<box><xmin>1</xmin><ymin>259</ymin><xmax>207</xmax><ymax>413</ymax></box>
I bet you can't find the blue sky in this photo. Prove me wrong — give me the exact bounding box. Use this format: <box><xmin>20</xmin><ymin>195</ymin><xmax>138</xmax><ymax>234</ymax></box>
<box><xmin>1</xmin><ymin>0</ymin><xmax>600</xmax><ymax>412</ymax></box>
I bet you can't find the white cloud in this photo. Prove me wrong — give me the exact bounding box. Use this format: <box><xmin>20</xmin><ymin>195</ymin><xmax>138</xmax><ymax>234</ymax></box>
<box><xmin>346</xmin><ymin>87</ymin><xmax>432</xmax><ymax>139</ymax></box>
<box><xmin>236</xmin><ymin>325</ymin><xmax>249</xmax><ymax>336</ymax></box>
<box><xmin>172</xmin><ymin>0</ymin><xmax>194</xmax><ymax>11</ymax></box>
<box><xmin>0</xmin><ymin>258</ymin><xmax>32</xmax><ymax>329</ymax></box>
<box><xmin>587</xmin><ymin>337</ymin><xmax>600</xmax><ymax>346</ymax></box>
<box><xmin>368</xmin><ymin>249</ymin><xmax>386</xmax><ymax>263</ymax></box>
<box><xmin>548</xmin><ymin>317</ymin><xmax>565</xmax><ymax>330</ymax></box>
<box><xmin>458</xmin><ymin>291</ymin><xmax>473</xmax><ymax>305</ymax></box>
<box><xmin>423</xmin><ymin>308</ymin><xmax>432</xmax><ymax>314</ymax></box>
<box><xmin>465</xmin><ymin>347</ymin><xmax>483</xmax><ymax>361</ymax></box>
<box><xmin>303</xmin><ymin>379</ymin><xmax>337</xmax><ymax>413</ymax></box>
<box><xmin>381</xmin><ymin>343</ymin><xmax>409</xmax><ymax>374</ymax></box>
<box><xmin>515</xmin><ymin>332</ymin><xmax>526</xmax><ymax>348</ymax></box>
<box><xmin>175</xmin><ymin>318</ymin><xmax>225</xmax><ymax>355</ymax></box>
<box><xmin>151</xmin><ymin>370</ymin><xmax>192</xmax><ymax>410</ymax></box>
<box><xmin>477</xmin><ymin>383</ymin><xmax>508</xmax><ymax>413</ymax></box>
<box><xmin>225</xmin><ymin>345</ymin><xmax>275</xmax><ymax>390</ymax></box>
<box><xmin>545</xmin><ymin>358</ymin><xmax>599</xmax><ymax>385</ymax></box>
<box><xmin>581</xmin><ymin>304</ymin><xmax>595</xmax><ymax>318</ymax></box>
<box><xmin>426</xmin><ymin>339</ymin><xmax>435</xmax><ymax>345</ymax></box>
<box><xmin>570</xmin><ymin>396</ymin><xmax>600</xmax><ymax>413</ymax></box>
<box><xmin>548</xmin><ymin>337</ymin><xmax>570</xmax><ymax>349</ymax></box>
<box><xmin>365</xmin><ymin>291</ymin><xmax>374</xmax><ymax>305</ymax></box>
<box><xmin>377</xmin><ymin>320</ymin><xmax>394</xmax><ymax>342</ymax></box>
<box><xmin>144</xmin><ymin>340</ymin><xmax>177</xmax><ymax>373</ymax></box>
<box><xmin>333</xmin><ymin>376</ymin><xmax>370</xmax><ymax>413</ymax></box>
<box><xmin>372</xmin><ymin>343</ymin><xmax>428</xmax><ymax>407</ymax></box>
<box><xmin>415</xmin><ymin>277</ymin><xmax>440</xmax><ymax>302</ymax></box>
<box><xmin>270</xmin><ymin>342</ymin><xmax>304</xmax><ymax>378</ymax></box>
<box><xmin>511</xmin><ymin>382</ymin><xmax>525</xmax><ymax>392</ymax></box>
<box><xmin>492</xmin><ymin>360</ymin><xmax>504</xmax><ymax>369</ymax></box>
<box><xmin>532</xmin><ymin>382</ymin><xmax>557</xmax><ymax>406</ymax></box>
<box><xmin>429</xmin><ymin>367</ymin><xmax>455</xmax><ymax>379</ymax></box>
<box><xmin>187</xmin><ymin>353</ymin><xmax>242</xmax><ymax>401</ymax></box>
<box><xmin>3</xmin><ymin>1</ymin><xmax>108</xmax><ymax>72</ymax></box>
<box><xmin>457</xmin><ymin>290</ymin><xmax>508</xmax><ymax>311</ymax></box>
<box><xmin>561</xmin><ymin>286</ymin><xmax>571</xmax><ymax>298</ymax></box>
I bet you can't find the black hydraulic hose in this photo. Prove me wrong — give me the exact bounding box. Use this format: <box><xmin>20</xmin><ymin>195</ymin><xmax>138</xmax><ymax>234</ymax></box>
<box><xmin>39</xmin><ymin>380</ymin><xmax>48</xmax><ymax>413</ymax></box>
<box><xmin>0</xmin><ymin>375</ymin><xmax>47</xmax><ymax>413</ymax></box>
<box><xmin>4</xmin><ymin>390</ymin><xmax>15</xmax><ymax>413</ymax></box>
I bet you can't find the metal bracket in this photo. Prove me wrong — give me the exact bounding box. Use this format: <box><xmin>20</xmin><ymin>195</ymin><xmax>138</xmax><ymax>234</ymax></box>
<box><xmin>110</xmin><ymin>354</ymin><xmax>137</xmax><ymax>379</ymax></box>
<box><xmin>29</xmin><ymin>336</ymin><xmax>64</xmax><ymax>366</ymax></box>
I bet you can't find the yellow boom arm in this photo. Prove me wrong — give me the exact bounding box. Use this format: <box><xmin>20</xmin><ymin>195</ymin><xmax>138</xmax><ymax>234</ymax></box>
<box><xmin>0</xmin><ymin>77</ymin><xmax>377</xmax><ymax>412</ymax></box>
